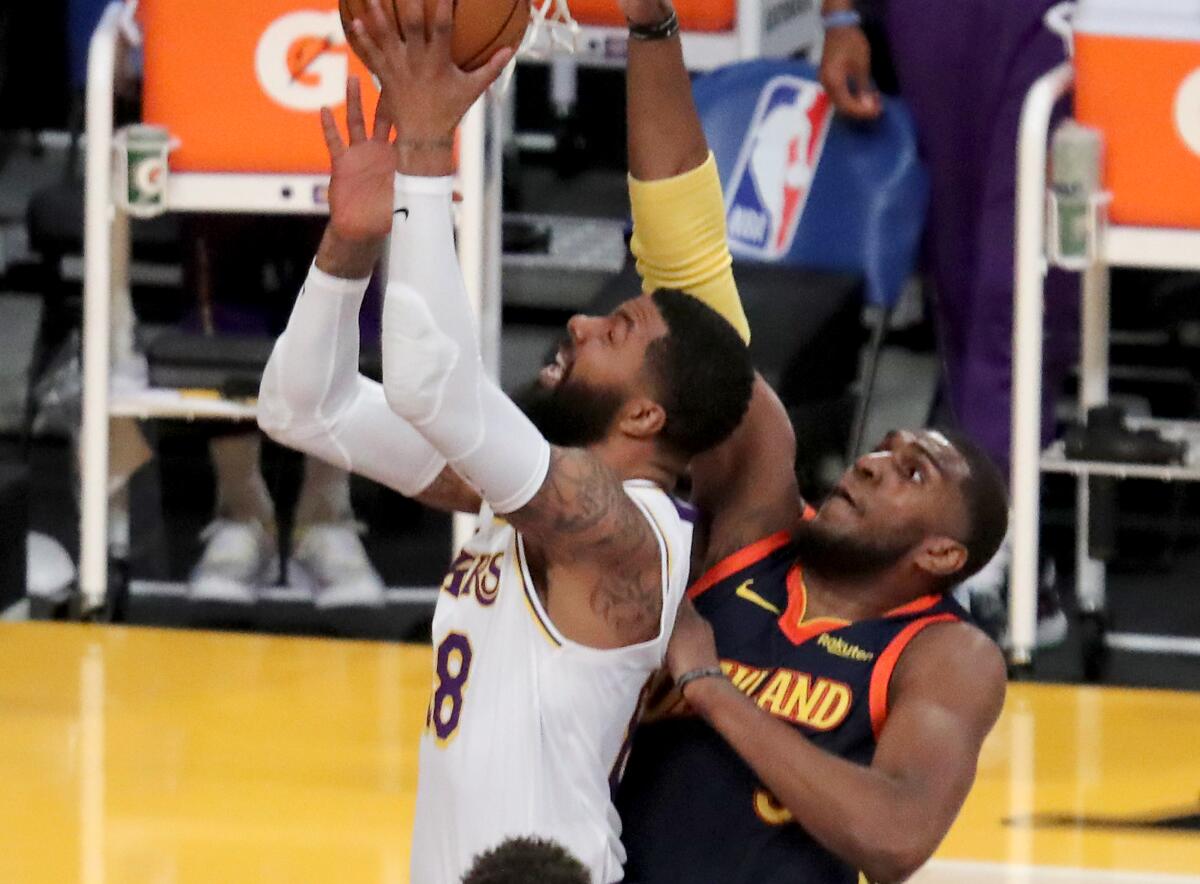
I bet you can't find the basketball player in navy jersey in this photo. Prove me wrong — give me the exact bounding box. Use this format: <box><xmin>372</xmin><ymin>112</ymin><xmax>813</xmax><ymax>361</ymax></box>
<box><xmin>610</xmin><ymin>0</ymin><xmax>1009</xmax><ymax>881</ymax></box>
<box><xmin>616</xmin><ymin>415</ymin><xmax>1008</xmax><ymax>884</ymax></box>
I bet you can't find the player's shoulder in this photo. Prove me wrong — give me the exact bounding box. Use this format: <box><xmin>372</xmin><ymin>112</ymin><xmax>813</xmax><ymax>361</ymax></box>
<box><xmin>622</xmin><ymin>480</ymin><xmax>696</xmax><ymax>533</ymax></box>
<box><xmin>688</xmin><ymin>529</ymin><xmax>795</xmax><ymax>603</ymax></box>
<box><xmin>892</xmin><ymin>618</ymin><xmax>1007</xmax><ymax>718</ymax></box>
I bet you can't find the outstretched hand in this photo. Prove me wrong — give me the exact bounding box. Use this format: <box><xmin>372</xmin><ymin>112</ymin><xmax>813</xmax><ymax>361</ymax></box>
<box><xmin>819</xmin><ymin>25</ymin><xmax>882</xmax><ymax>121</ymax></box>
<box><xmin>320</xmin><ymin>76</ymin><xmax>397</xmax><ymax>243</ymax></box>
<box><xmin>350</xmin><ymin>0</ymin><xmax>513</xmax><ymax>174</ymax></box>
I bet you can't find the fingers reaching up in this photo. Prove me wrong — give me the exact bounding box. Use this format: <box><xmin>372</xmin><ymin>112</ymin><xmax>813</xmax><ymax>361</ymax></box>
<box><xmin>320</xmin><ymin>106</ymin><xmax>346</xmax><ymax>159</ymax></box>
<box><xmin>345</xmin><ymin>74</ymin><xmax>369</xmax><ymax>143</ymax></box>
<box><xmin>320</xmin><ymin>76</ymin><xmax>390</xmax><ymax>160</ymax></box>
<box><xmin>373</xmin><ymin>91</ymin><xmax>395</xmax><ymax>142</ymax></box>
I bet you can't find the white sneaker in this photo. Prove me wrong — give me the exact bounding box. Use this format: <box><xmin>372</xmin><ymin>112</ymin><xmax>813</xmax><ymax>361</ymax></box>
<box><xmin>189</xmin><ymin>519</ymin><xmax>279</xmax><ymax>604</ymax></box>
<box><xmin>26</xmin><ymin>532</ymin><xmax>76</xmax><ymax>598</ymax></box>
<box><xmin>957</xmin><ymin>532</ymin><xmax>1068</xmax><ymax>650</ymax></box>
<box><xmin>289</xmin><ymin>522</ymin><xmax>385</xmax><ymax>609</ymax></box>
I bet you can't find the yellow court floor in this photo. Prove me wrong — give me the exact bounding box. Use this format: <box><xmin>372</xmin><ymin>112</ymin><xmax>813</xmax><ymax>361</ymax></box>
<box><xmin>1</xmin><ymin>621</ymin><xmax>1198</xmax><ymax>883</ymax></box>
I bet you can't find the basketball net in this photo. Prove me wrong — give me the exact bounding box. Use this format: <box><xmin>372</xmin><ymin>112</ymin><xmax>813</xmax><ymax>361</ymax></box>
<box><xmin>520</xmin><ymin>0</ymin><xmax>581</xmax><ymax>59</ymax></box>
<box><xmin>489</xmin><ymin>0</ymin><xmax>578</xmax><ymax>95</ymax></box>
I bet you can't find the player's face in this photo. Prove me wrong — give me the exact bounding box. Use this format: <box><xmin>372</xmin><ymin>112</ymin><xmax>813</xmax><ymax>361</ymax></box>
<box><xmin>514</xmin><ymin>295</ymin><xmax>670</xmax><ymax>447</ymax></box>
<box><xmin>539</xmin><ymin>295</ymin><xmax>670</xmax><ymax>396</ymax></box>
<box><xmin>814</xmin><ymin>430</ymin><xmax>971</xmax><ymax>555</ymax></box>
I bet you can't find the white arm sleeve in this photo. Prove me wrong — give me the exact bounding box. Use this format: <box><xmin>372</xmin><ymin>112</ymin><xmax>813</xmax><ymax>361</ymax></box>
<box><xmin>257</xmin><ymin>261</ymin><xmax>448</xmax><ymax>498</ymax></box>
<box><xmin>381</xmin><ymin>174</ymin><xmax>550</xmax><ymax>514</ymax></box>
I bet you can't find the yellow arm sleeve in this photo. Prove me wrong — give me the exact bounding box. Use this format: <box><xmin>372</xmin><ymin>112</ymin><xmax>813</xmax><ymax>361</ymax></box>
<box><xmin>628</xmin><ymin>152</ymin><xmax>750</xmax><ymax>344</ymax></box>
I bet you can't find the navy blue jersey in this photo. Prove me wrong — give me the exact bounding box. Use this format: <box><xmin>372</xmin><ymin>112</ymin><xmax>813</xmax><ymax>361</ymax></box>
<box><xmin>616</xmin><ymin>531</ymin><xmax>969</xmax><ymax>884</ymax></box>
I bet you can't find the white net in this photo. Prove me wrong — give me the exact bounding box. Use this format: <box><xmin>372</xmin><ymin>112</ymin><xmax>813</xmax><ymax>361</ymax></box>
<box><xmin>519</xmin><ymin>0</ymin><xmax>581</xmax><ymax>59</ymax></box>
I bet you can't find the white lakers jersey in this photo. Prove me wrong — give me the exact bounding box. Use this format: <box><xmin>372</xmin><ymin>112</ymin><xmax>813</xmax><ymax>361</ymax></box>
<box><xmin>409</xmin><ymin>480</ymin><xmax>694</xmax><ymax>884</ymax></box>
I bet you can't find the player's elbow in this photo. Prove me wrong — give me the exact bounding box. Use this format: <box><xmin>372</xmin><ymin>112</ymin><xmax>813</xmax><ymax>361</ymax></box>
<box><xmin>853</xmin><ymin>826</ymin><xmax>937</xmax><ymax>883</ymax></box>
<box><xmin>858</xmin><ymin>848</ymin><xmax>927</xmax><ymax>883</ymax></box>
<box><xmin>256</xmin><ymin>368</ymin><xmax>319</xmax><ymax>451</ymax></box>
<box><xmin>256</xmin><ymin>371</ymin><xmax>292</xmax><ymax>441</ymax></box>
<box><xmin>256</xmin><ymin>398</ymin><xmax>304</xmax><ymax>452</ymax></box>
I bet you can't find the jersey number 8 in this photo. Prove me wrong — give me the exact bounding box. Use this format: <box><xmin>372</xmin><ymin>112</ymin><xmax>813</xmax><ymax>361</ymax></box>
<box><xmin>427</xmin><ymin>632</ymin><xmax>474</xmax><ymax>744</ymax></box>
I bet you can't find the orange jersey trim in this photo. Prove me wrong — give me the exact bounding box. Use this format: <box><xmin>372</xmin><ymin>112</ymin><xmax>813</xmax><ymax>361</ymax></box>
<box><xmin>883</xmin><ymin>593</ymin><xmax>943</xmax><ymax>619</ymax></box>
<box><xmin>688</xmin><ymin>531</ymin><xmax>791</xmax><ymax>600</ymax></box>
<box><xmin>687</xmin><ymin>504</ymin><xmax>816</xmax><ymax>601</ymax></box>
<box><xmin>868</xmin><ymin>613</ymin><xmax>958</xmax><ymax>740</ymax></box>
<box><xmin>778</xmin><ymin>563</ymin><xmax>849</xmax><ymax>645</ymax></box>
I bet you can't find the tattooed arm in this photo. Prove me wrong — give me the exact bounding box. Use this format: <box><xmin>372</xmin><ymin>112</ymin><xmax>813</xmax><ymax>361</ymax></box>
<box><xmin>509</xmin><ymin>447</ymin><xmax>665</xmax><ymax>649</ymax></box>
<box><xmin>415</xmin><ymin>466</ymin><xmax>482</xmax><ymax>515</ymax></box>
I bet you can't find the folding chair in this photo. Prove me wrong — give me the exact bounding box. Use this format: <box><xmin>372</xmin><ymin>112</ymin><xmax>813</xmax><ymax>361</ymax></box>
<box><xmin>692</xmin><ymin>58</ymin><xmax>929</xmax><ymax>457</ymax></box>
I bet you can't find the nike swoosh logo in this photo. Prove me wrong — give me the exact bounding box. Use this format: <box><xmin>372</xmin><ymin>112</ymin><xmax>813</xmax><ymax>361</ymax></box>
<box><xmin>394</xmin><ymin>208</ymin><xmax>409</xmax><ymax>219</ymax></box>
<box><xmin>735</xmin><ymin>579</ymin><xmax>780</xmax><ymax>615</ymax></box>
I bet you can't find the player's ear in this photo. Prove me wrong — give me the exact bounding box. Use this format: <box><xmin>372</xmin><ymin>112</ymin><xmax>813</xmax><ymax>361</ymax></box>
<box><xmin>914</xmin><ymin>536</ymin><xmax>967</xmax><ymax>580</ymax></box>
<box><xmin>618</xmin><ymin>397</ymin><xmax>666</xmax><ymax>440</ymax></box>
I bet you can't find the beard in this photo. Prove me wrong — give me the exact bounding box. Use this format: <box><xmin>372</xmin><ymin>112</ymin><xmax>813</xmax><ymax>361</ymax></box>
<box><xmin>791</xmin><ymin>517</ymin><xmax>919</xmax><ymax>581</ymax></box>
<box><xmin>512</xmin><ymin>375</ymin><xmax>624</xmax><ymax>448</ymax></box>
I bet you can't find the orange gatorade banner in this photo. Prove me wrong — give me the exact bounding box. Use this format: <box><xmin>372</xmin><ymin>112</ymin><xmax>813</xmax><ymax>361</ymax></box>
<box><xmin>1076</xmin><ymin>34</ymin><xmax>1200</xmax><ymax>228</ymax></box>
<box><xmin>140</xmin><ymin>1</ymin><xmax>380</xmax><ymax>173</ymax></box>
<box><xmin>569</xmin><ymin>0</ymin><xmax>735</xmax><ymax>32</ymax></box>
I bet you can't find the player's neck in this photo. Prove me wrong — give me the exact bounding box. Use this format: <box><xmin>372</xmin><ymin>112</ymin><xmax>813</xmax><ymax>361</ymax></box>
<box><xmin>802</xmin><ymin>566</ymin><xmax>936</xmax><ymax>621</ymax></box>
<box><xmin>587</xmin><ymin>436</ymin><xmax>684</xmax><ymax>492</ymax></box>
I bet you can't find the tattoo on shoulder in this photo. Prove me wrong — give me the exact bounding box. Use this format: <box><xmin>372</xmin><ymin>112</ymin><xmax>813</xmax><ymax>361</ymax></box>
<box><xmin>531</xmin><ymin>447</ymin><xmax>625</xmax><ymax>535</ymax></box>
<box><xmin>417</xmin><ymin>466</ymin><xmax>481</xmax><ymax>514</ymax></box>
<box><xmin>589</xmin><ymin>564</ymin><xmax>662</xmax><ymax>644</ymax></box>
<box><xmin>520</xmin><ymin>447</ymin><xmax>665</xmax><ymax>643</ymax></box>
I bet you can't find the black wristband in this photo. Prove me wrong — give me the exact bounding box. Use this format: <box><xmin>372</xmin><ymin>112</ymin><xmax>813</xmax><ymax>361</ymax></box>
<box><xmin>628</xmin><ymin>9</ymin><xmax>680</xmax><ymax>41</ymax></box>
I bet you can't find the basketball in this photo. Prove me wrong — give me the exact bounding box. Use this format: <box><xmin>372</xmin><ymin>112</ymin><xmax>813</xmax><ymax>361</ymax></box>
<box><xmin>339</xmin><ymin>0</ymin><xmax>530</xmax><ymax>71</ymax></box>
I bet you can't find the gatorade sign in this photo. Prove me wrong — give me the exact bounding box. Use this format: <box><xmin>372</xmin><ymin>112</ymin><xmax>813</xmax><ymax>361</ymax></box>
<box><xmin>1074</xmin><ymin>0</ymin><xmax>1200</xmax><ymax>227</ymax></box>
<box><xmin>1175</xmin><ymin>68</ymin><xmax>1200</xmax><ymax>158</ymax></box>
<box><xmin>141</xmin><ymin>1</ymin><xmax>379</xmax><ymax>173</ymax></box>
<box><xmin>256</xmin><ymin>11</ymin><xmax>350</xmax><ymax>112</ymax></box>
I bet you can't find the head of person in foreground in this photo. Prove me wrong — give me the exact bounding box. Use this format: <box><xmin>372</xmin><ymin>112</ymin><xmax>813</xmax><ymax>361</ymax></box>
<box><xmin>515</xmin><ymin>288</ymin><xmax>754</xmax><ymax>471</ymax></box>
<box><xmin>461</xmin><ymin>836</ymin><xmax>590</xmax><ymax>884</ymax></box>
<box><xmin>800</xmin><ymin>429</ymin><xmax>1008</xmax><ymax>598</ymax></box>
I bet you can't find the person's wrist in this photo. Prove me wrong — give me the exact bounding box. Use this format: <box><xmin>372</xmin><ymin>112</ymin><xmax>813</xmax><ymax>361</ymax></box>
<box><xmin>316</xmin><ymin>227</ymin><xmax>382</xmax><ymax>279</ymax></box>
<box><xmin>822</xmin><ymin>9</ymin><xmax>862</xmax><ymax>30</ymax></box>
<box><xmin>394</xmin><ymin>132</ymin><xmax>456</xmax><ymax>177</ymax></box>
<box><xmin>680</xmin><ymin>671</ymin><xmax>730</xmax><ymax>715</ymax></box>
<box><xmin>624</xmin><ymin>0</ymin><xmax>674</xmax><ymax>28</ymax></box>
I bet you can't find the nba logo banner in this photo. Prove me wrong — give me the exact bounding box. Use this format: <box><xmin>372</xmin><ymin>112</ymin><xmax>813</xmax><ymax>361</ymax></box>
<box><xmin>725</xmin><ymin>76</ymin><xmax>832</xmax><ymax>261</ymax></box>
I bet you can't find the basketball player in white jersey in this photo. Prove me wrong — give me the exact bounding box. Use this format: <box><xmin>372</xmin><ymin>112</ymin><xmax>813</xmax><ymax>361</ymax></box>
<box><xmin>257</xmin><ymin>0</ymin><xmax>753</xmax><ymax>879</ymax></box>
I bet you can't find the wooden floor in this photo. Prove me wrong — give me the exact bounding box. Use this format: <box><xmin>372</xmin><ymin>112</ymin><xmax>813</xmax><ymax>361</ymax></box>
<box><xmin>2</xmin><ymin>622</ymin><xmax>1198</xmax><ymax>883</ymax></box>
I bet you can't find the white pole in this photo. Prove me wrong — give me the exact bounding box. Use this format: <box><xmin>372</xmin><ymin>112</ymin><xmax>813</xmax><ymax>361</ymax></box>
<box><xmin>1075</xmin><ymin>258</ymin><xmax>1110</xmax><ymax>613</ymax></box>
<box><xmin>1009</xmin><ymin>62</ymin><xmax>1074</xmax><ymax>666</ymax></box>
<box><xmin>736</xmin><ymin>0</ymin><xmax>763</xmax><ymax>59</ymax></box>
<box><xmin>79</xmin><ymin>3</ymin><xmax>124</xmax><ymax>614</ymax></box>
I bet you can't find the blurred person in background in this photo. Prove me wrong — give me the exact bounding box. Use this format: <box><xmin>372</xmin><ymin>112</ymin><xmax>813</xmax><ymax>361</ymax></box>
<box><xmin>819</xmin><ymin>0</ymin><xmax>1076</xmax><ymax>643</ymax></box>
<box><xmin>183</xmin><ymin>216</ymin><xmax>386</xmax><ymax>608</ymax></box>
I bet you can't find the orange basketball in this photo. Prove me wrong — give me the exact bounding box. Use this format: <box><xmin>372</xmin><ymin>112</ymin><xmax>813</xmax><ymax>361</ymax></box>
<box><xmin>339</xmin><ymin>0</ymin><xmax>530</xmax><ymax>71</ymax></box>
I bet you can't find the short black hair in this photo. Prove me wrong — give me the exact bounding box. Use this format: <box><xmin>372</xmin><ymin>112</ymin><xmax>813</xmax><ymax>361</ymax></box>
<box><xmin>941</xmin><ymin>430</ymin><xmax>1009</xmax><ymax>586</ymax></box>
<box><xmin>462</xmin><ymin>837</ymin><xmax>590</xmax><ymax>884</ymax></box>
<box><xmin>644</xmin><ymin>288</ymin><xmax>754</xmax><ymax>457</ymax></box>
